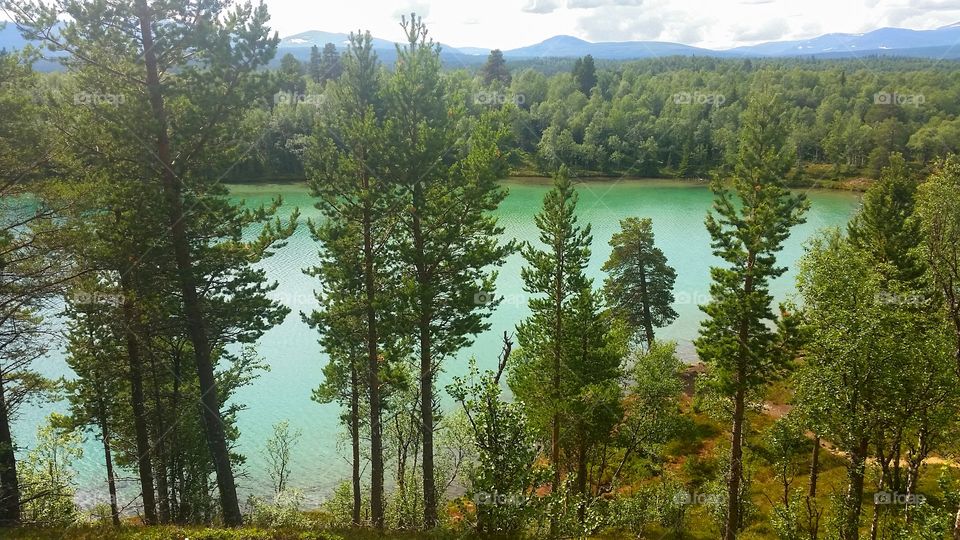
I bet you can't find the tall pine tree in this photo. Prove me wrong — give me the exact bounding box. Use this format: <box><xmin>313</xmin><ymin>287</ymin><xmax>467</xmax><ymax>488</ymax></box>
<box><xmin>508</xmin><ymin>167</ymin><xmax>592</xmax><ymax>536</ymax></box>
<box><xmin>695</xmin><ymin>90</ymin><xmax>807</xmax><ymax>540</ymax></box>
<box><xmin>386</xmin><ymin>14</ymin><xmax>514</xmax><ymax>528</ymax></box>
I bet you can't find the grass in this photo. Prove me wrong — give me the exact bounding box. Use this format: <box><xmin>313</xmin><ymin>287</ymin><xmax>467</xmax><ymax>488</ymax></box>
<box><xmin>0</xmin><ymin>526</ymin><xmax>465</xmax><ymax>540</ymax></box>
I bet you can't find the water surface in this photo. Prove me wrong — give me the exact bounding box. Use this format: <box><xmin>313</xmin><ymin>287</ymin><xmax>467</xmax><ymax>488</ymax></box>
<box><xmin>17</xmin><ymin>178</ymin><xmax>860</xmax><ymax>507</ymax></box>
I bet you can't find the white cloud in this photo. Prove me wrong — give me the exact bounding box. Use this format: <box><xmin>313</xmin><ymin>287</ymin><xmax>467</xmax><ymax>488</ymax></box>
<box><xmin>522</xmin><ymin>0</ymin><xmax>562</xmax><ymax>13</ymax></box>
<box><xmin>258</xmin><ymin>0</ymin><xmax>960</xmax><ymax>51</ymax></box>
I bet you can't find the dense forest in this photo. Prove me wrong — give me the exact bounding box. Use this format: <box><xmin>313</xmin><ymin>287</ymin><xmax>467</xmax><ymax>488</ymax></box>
<box><xmin>232</xmin><ymin>42</ymin><xmax>960</xmax><ymax>185</ymax></box>
<box><xmin>2</xmin><ymin>1</ymin><xmax>960</xmax><ymax>539</ymax></box>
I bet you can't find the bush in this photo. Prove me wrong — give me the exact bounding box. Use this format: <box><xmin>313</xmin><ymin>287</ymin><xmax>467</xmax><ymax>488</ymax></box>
<box><xmin>245</xmin><ymin>490</ymin><xmax>314</xmax><ymax>529</ymax></box>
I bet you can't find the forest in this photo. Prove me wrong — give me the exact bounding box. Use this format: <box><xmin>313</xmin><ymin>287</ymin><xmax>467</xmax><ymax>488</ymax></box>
<box><xmin>1</xmin><ymin>1</ymin><xmax>960</xmax><ymax>540</ymax></box>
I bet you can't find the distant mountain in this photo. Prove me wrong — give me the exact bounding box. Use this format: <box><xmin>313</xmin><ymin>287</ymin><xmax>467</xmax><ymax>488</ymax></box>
<box><xmin>729</xmin><ymin>23</ymin><xmax>960</xmax><ymax>57</ymax></box>
<box><xmin>497</xmin><ymin>24</ymin><xmax>960</xmax><ymax>60</ymax></box>
<box><xmin>275</xmin><ymin>30</ymin><xmax>487</xmax><ymax>67</ymax></box>
<box><xmin>278</xmin><ymin>30</ymin><xmax>472</xmax><ymax>57</ymax></box>
<box><xmin>456</xmin><ymin>47</ymin><xmax>492</xmax><ymax>56</ymax></box>
<box><xmin>279</xmin><ymin>30</ymin><xmax>398</xmax><ymax>51</ymax></box>
<box><xmin>502</xmin><ymin>34</ymin><xmax>721</xmax><ymax>59</ymax></box>
<box><xmin>5</xmin><ymin>20</ymin><xmax>960</xmax><ymax>65</ymax></box>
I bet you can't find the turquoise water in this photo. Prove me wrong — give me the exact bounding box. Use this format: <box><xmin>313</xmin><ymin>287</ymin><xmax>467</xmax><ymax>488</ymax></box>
<box><xmin>16</xmin><ymin>179</ymin><xmax>860</xmax><ymax>507</ymax></box>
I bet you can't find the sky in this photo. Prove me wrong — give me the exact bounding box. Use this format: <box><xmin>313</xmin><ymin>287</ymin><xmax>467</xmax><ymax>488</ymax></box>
<box><xmin>258</xmin><ymin>0</ymin><xmax>960</xmax><ymax>50</ymax></box>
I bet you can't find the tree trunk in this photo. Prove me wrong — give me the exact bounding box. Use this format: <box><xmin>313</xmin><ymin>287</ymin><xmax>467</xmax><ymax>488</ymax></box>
<box><xmin>350</xmin><ymin>360</ymin><xmax>361</xmax><ymax>526</ymax></box>
<box><xmin>809</xmin><ymin>436</ymin><xmax>820</xmax><ymax>498</ymax></box>
<box><xmin>120</xmin><ymin>275</ymin><xmax>158</xmax><ymax>526</ymax></box>
<box><xmin>905</xmin><ymin>421</ymin><xmax>929</xmax><ymax>524</ymax></box>
<box><xmin>576</xmin><ymin>434</ymin><xmax>588</xmax><ymax>523</ymax></box>
<box><xmin>98</xmin><ymin>415</ymin><xmax>121</xmax><ymax>527</ymax></box>
<box><xmin>551</xmin><ymin>247</ymin><xmax>565</xmax><ymax>539</ymax></box>
<box><xmin>170</xmin><ymin>350</ymin><xmax>184</xmax><ymax>524</ymax></box>
<box><xmin>420</xmin><ymin>334</ymin><xmax>436</xmax><ymax>529</ymax></box>
<box><xmin>149</xmin><ymin>349</ymin><xmax>171</xmax><ymax>524</ymax></box>
<box><xmin>360</xmin><ymin>167</ymin><xmax>384</xmax><ymax>530</ymax></box>
<box><xmin>842</xmin><ymin>438</ymin><xmax>870</xmax><ymax>540</ymax></box>
<box><xmin>806</xmin><ymin>435</ymin><xmax>820</xmax><ymax>540</ymax></box>
<box><xmin>805</xmin><ymin>435</ymin><xmax>821</xmax><ymax>540</ymax></box>
<box><xmin>724</xmin><ymin>384</ymin><xmax>746</xmax><ymax>540</ymax></box>
<box><xmin>724</xmin><ymin>256</ymin><xmax>755</xmax><ymax>540</ymax></box>
<box><xmin>637</xmin><ymin>255</ymin><xmax>655</xmax><ymax>347</ymax></box>
<box><xmin>412</xmin><ymin>182</ymin><xmax>437</xmax><ymax>529</ymax></box>
<box><xmin>135</xmin><ymin>2</ymin><xmax>242</xmax><ymax>526</ymax></box>
<box><xmin>152</xmin><ymin>402</ymin><xmax>170</xmax><ymax>523</ymax></box>
<box><xmin>0</xmin><ymin>377</ymin><xmax>21</xmax><ymax>526</ymax></box>
<box><xmin>869</xmin><ymin>474</ymin><xmax>884</xmax><ymax>540</ymax></box>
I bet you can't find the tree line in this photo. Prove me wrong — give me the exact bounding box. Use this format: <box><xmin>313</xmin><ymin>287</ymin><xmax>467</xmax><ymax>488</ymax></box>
<box><xmin>231</xmin><ymin>45</ymin><xmax>960</xmax><ymax>185</ymax></box>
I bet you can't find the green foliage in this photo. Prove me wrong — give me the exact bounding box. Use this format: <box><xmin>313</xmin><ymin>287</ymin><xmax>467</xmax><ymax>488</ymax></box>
<box><xmin>757</xmin><ymin>416</ymin><xmax>810</xmax><ymax>505</ymax></box>
<box><xmin>572</xmin><ymin>55</ymin><xmax>597</xmax><ymax>95</ymax></box>
<box><xmin>448</xmin><ymin>356</ymin><xmax>546</xmax><ymax>537</ymax></box>
<box><xmin>264</xmin><ymin>421</ymin><xmax>302</xmax><ymax>496</ymax></box>
<box><xmin>602</xmin><ymin>217</ymin><xmax>678</xmax><ymax>346</ymax></box>
<box><xmin>696</xmin><ymin>89</ymin><xmax>808</xmax><ymax>394</ymax></box>
<box><xmin>848</xmin><ymin>152</ymin><xmax>922</xmax><ymax>283</ymax></box>
<box><xmin>315</xmin><ymin>483</ymin><xmax>365</xmax><ymax>530</ymax></box>
<box><xmin>277</xmin><ymin>53</ymin><xmax>307</xmax><ymax>95</ymax></box>
<box><xmin>615</xmin><ymin>341</ymin><xmax>685</xmax><ymax>463</ymax></box>
<box><xmin>509</xmin><ymin>168</ymin><xmax>593</xmax><ymax>435</ymax></box>
<box><xmin>19</xmin><ymin>415</ymin><xmax>81</xmax><ymax>527</ymax></box>
<box><xmin>245</xmin><ymin>491</ymin><xmax>313</xmax><ymax>530</ymax></box>
<box><xmin>480</xmin><ymin>50</ymin><xmax>511</xmax><ymax>87</ymax></box>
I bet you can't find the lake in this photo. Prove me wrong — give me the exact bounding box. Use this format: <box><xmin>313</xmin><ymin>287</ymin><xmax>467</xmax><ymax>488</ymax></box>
<box><xmin>16</xmin><ymin>178</ymin><xmax>860</xmax><ymax>508</ymax></box>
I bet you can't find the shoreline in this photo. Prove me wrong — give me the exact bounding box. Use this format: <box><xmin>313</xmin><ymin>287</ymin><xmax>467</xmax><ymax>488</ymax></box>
<box><xmin>227</xmin><ymin>174</ymin><xmax>873</xmax><ymax>192</ymax></box>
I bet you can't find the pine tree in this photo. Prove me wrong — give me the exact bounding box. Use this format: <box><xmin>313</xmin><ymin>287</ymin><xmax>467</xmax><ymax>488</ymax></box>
<box><xmin>602</xmin><ymin>217</ymin><xmax>677</xmax><ymax>348</ymax></box>
<box><xmin>0</xmin><ymin>50</ymin><xmax>61</xmax><ymax>527</ymax></box>
<box><xmin>304</xmin><ymin>31</ymin><xmax>397</xmax><ymax>529</ymax></box>
<box><xmin>277</xmin><ymin>53</ymin><xmax>306</xmax><ymax>95</ymax></box>
<box><xmin>695</xmin><ymin>91</ymin><xmax>807</xmax><ymax>540</ymax></box>
<box><xmin>481</xmin><ymin>49</ymin><xmax>511</xmax><ymax>86</ymax></box>
<box><xmin>319</xmin><ymin>43</ymin><xmax>343</xmax><ymax>85</ymax></box>
<box><xmin>308</xmin><ymin>45</ymin><xmax>322</xmax><ymax>84</ymax></box>
<box><xmin>848</xmin><ymin>152</ymin><xmax>922</xmax><ymax>284</ymax></box>
<box><xmin>62</xmin><ymin>289</ymin><xmax>126</xmax><ymax>527</ymax></box>
<box><xmin>508</xmin><ymin>167</ymin><xmax>592</xmax><ymax>535</ymax></box>
<box><xmin>10</xmin><ymin>0</ymin><xmax>292</xmax><ymax>525</ymax></box>
<box><xmin>563</xmin><ymin>287</ymin><xmax>625</xmax><ymax>518</ymax></box>
<box><xmin>387</xmin><ymin>14</ymin><xmax>515</xmax><ymax>528</ymax></box>
<box><xmin>572</xmin><ymin>55</ymin><xmax>597</xmax><ymax>95</ymax></box>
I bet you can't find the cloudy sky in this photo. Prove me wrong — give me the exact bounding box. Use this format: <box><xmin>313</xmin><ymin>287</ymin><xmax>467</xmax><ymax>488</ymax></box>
<box><xmin>259</xmin><ymin>0</ymin><xmax>960</xmax><ymax>50</ymax></box>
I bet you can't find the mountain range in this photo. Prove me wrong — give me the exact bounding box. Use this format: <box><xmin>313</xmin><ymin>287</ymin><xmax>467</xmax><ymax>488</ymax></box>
<box><xmin>275</xmin><ymin>22</ymin><xmax>960</xmax><ymax>61</ymax></box>
<box><xmin>5</xmin><ymin>21</ymin><xmax>960</xmax><ymax>65</ymax></box>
